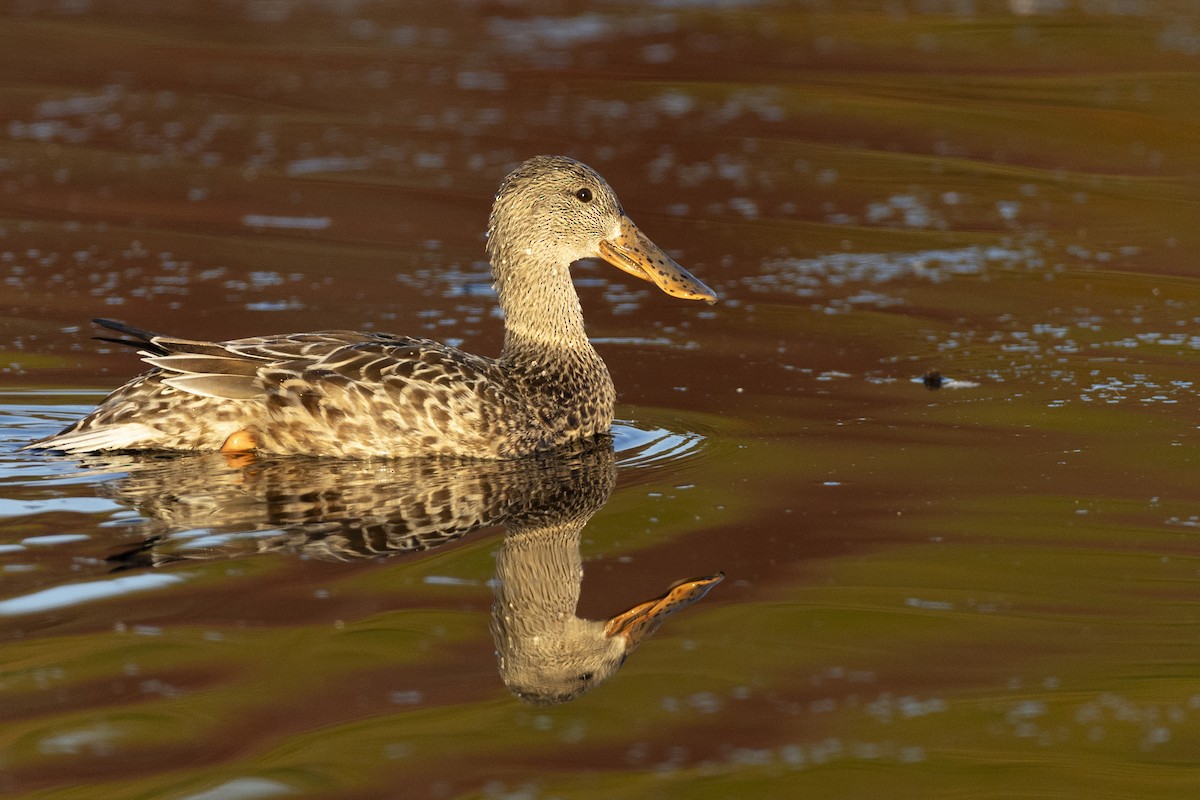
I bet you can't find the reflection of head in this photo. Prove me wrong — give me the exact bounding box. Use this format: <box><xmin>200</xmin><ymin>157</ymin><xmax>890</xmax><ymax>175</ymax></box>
<box><xmin>493</xmin><ymin>571</ymin><xmax>723</xmax><ymax>704</ymax></box>
<box><xmin>491</xmin><ymin>503</ymin><xmax>722</xmax><ymax>704</ymax></box>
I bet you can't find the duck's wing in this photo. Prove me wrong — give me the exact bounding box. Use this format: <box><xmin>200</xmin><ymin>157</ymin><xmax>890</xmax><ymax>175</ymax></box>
<box><xmin>143</xmin><ymin>329</ymin><xmax>463</xmax><ymax>400</ymax></box>
<box><xmin>35</xmin><ymin>320</ymin><xmax>527</xmax><ymax>457</ymax></box>
<box><xmin>92</xmin><ymin>318</ymin><xmax>508</xmax><ymax>405</ymax></box>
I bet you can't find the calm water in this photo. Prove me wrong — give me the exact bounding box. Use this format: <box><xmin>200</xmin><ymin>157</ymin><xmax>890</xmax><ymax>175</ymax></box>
<box><xmin>4</xmin><ymin>1</ymin><xmax>1200</xmax><ymax>798</ymax></box>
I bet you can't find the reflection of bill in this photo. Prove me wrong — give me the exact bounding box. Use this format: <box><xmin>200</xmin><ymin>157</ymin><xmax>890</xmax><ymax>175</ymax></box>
<box><xmin>82</xmin><ymin>441</ymin><xmax>721</xmax><ymax>703</ymax></box>
<box><xmin>605</xmin><ymin>575</ymin><xmax>725</xmax><ymax>646</ymax></box>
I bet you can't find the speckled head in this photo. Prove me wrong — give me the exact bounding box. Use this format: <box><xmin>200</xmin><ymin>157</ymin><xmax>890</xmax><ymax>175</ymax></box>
<box><xmin>486</xmin><ymin>155</ymin><xmax>717</xmax><ymax>304</ymax></box>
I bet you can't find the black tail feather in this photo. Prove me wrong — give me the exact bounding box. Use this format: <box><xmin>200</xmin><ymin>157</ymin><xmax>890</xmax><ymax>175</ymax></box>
<box><xmin>93</xmin><ymin>318</ymin><xmax>170</xmax><ymax>356</ymax></box>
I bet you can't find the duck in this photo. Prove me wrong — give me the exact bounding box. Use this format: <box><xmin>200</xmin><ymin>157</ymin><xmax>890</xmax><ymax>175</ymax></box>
<box><xmin>26</xmin><ymin>155</ymin><xmax>716</xmax><ymax>459</ymax></box>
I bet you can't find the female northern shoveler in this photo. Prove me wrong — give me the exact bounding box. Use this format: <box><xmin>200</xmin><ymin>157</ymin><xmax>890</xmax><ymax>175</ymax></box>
<box><xmin>27</xmin><ymin>155</ymin><xmax>716</xmax><ymax>459</ymax></box>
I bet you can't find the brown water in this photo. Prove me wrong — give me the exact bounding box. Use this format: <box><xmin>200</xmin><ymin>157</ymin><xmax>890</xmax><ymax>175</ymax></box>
<box><xmin>4</xmin><ymin>1</ymin><xmax>1200</xmax><ymax>798</ymax></box>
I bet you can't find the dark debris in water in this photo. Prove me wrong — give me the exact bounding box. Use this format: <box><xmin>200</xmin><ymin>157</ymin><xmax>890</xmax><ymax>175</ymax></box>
<box><xmin>917</xmin><ymin>369</ymin><xmax>980</xmax><ymax>391</ymax></box>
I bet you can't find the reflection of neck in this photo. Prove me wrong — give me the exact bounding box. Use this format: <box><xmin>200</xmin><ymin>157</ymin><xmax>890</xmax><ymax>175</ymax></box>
<box><xmin>494</xmin><ymin>519</ymin><xmax>589</xmax><ymax>635</ymax></box>
<box><xmin>489</xmin><ymin>452</ymin><xmax>620</xmax><ymax>704</ymax></box>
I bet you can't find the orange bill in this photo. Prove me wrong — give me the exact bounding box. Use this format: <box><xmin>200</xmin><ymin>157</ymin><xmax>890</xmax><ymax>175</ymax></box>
<box><xmin>597</xmin><ymin>216</ymin><xmax>717</xmax><ymax>304</ymax></box>
<box><xmin>603</xmin><ymin>572</ymin><xmax>724</xmax><ymax>648</ymax></box>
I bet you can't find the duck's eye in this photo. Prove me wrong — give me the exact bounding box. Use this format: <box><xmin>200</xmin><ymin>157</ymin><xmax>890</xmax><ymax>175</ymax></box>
<box><xmin>574</xmin><ymin>187</ymin><xmax>593</xmax><ymax>203</ymax></box>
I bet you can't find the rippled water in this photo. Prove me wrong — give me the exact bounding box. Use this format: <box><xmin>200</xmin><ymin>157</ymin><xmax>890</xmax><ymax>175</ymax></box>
<box><xmin>4</xmin><ymin>1</ymin><xmax>1200</xmax><ymax>798</ymax></box>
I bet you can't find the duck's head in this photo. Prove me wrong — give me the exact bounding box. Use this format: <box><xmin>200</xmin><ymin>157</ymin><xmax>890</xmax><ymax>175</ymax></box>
<box><xmin>487</xmin><ymin>155</ymin><xmax>717</xmax><ymax>304</ymax></box>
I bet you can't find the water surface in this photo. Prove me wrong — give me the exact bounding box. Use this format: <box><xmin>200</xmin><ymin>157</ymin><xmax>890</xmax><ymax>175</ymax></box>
<box><xmin>3</xmin><ymin>2</ymin><xmax>1200</xmax><ymax>798</ymax></box>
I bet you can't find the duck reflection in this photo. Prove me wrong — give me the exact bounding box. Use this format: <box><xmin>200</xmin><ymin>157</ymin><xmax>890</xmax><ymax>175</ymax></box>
<box><xmin>82</xmin><ymin>442</ymin><xmax>721</xmax><ymax>703</ymax></box>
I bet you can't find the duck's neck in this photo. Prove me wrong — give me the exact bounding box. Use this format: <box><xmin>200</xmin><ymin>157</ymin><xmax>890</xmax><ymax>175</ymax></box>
<box><xmin>490</xmin><ymin>248</ymin><xmax>596</xmax><ymax>363</ymax></box>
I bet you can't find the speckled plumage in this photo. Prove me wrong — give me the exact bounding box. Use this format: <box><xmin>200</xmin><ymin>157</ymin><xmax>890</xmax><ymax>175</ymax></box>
<box><xmin>26</xmin><ymin>155</ymin><xmax>716</xmax><ymax>459</ymax></box>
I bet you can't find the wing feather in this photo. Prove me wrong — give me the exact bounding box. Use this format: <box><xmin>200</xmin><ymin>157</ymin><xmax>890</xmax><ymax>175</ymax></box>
<box><xmin>144</xmin><ymin>354</ymin><xmax>264</xmax><ymax>377</ymax></box>
<box><xmin>162</xmin><ymin>373</ymin><xmax>263</xmax><ymax>400</ymax></box>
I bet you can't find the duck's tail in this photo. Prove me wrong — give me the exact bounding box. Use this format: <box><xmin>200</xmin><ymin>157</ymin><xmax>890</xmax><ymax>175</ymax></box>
<box><xmin>92</xmin><ymin>318</ymin><xmax>171</xmax><ymax>356</ymax></box>
<box><xmin>21</xmin><ymin>319</ymin><xmax>254</xmax><ymax>454</ymax></box>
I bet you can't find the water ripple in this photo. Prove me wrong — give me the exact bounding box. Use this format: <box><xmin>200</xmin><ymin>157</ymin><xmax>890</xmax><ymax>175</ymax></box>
<box><xmin>0</xmin><ymin>572</ymin><xmax>189</xmax><ymax>616</ymax></box>
<box><xmin>613</xmin><ymin>420</ymin><xmax>705</xmax><ymax>472</ymax></box>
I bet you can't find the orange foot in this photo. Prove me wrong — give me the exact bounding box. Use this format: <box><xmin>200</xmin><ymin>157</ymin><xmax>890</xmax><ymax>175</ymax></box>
<box><xmin>220</xmin><ymin>429</ymin><xmax>258</xmax><ymax>453</ymax></box>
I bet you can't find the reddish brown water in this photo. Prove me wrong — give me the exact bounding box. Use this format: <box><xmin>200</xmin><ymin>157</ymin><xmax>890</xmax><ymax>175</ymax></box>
<box><xmin>4</xmin><ymin>2</ymin><xmax>1200</xmax><ymax>798</ymax></box>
